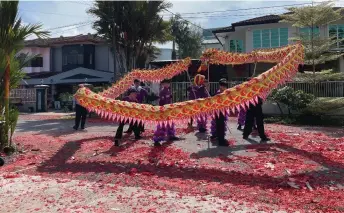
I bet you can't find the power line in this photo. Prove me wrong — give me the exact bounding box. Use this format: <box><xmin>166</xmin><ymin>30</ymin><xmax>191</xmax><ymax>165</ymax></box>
<box><xmin>19</xmin><ymin>9</ymin><xmax>86</xmax><ymax>18</ymax></box>
<box><xmin>162</xmin><ymin>2</ymin><xmax>314</xmax><ymax>15</ymax></box>
<box><xmin>162</xmin><ymin>11</ymin><xmax>286</xmax><ymax>19</ymax></box>
<box><xmin>164</xmin><ymin>8</ymin><xmax>210</xmax><ymax>33</ymax></box>
<box><xmin>50</xmin><ymin>22</ymin><xmax>93</xmax><ymax>36</ymax></box>
<box><xmin>161</xmin><ymin>8</ymin><xmax>287</xmax><ymax>18</ymax></box>
<box><xmin>45</xmin><ymin>21</ymin><xmax>93</xmax><ymax>31</ymax></box>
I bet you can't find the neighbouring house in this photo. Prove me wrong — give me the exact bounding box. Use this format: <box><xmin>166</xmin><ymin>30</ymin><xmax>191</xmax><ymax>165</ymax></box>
<box><xmin>202</xmin><ymin>28</ymin><xmax>223</xmax><ymax>51</ymax></box>
<box><xmin>212</xmin><ymin>8</ymin><xmax>344</xmax><ymax>80</ymax></box>
<box><xmin>15</xmin><ymin>34</ymin><xmax>120</xmax><ymax>111</ymax></box>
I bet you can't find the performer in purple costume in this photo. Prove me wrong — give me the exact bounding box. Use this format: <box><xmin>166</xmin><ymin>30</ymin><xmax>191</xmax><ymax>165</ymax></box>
<box><xmin>196</xmin><ymin>79</ymin><xmax>209</xmax><ymax>133</ymax></box>
<box><xmin>153</xmin><ymin>79</ymin><xmax>179</xmax><ymax>147</ymax></box>
<box><xmin>125</xmin><ymin>79</ymin><xmax>149</xmax><ymax>133</ymax></box>
<box><xmin>114</xmin><ymin>88</ymin><xmax>142</xmax><ymax>146</ymax></box>
<box><xmin>210</xmin><ymin>78</ymin><xmax>228</xmax><ymax>146</ymax></box>
<box><xmin>187</xmin><ymin>79</ymin><xmax>197</xmax><ymax>128</ymax></box>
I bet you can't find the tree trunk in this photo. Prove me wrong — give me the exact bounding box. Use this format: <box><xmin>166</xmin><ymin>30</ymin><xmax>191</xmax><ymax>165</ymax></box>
<box><xmin>2</xmin><ymin>55</ymin><xmax>10</xmax><ymax>149</ymax></box>
<box><xmin>276</xmin><ymin>102</ymin><xmax>284</xmax><ymax>117</ymax></box>
<box><xmin>172</xmin><ymin>40</ymin><xmax>176</xmax><ymax>60</ymax></box>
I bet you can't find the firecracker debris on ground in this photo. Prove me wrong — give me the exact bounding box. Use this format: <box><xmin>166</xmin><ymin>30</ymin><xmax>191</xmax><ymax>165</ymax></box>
<box><xmin>1</xmin><ymin>112</ymin><xmax>344</xmax><ymax>213</ymax></box>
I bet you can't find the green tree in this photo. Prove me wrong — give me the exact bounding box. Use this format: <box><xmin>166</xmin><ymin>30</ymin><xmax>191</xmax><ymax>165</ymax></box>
<box><xmin>0</xmin><ymin>1</ymin><xmax>48</xmax><ymax>149</ymax></box>
<box><xmin>88</xmin><ymin>1</ymin><xmax>171</xmax><ymax>75</ymax></box>
<box><xmin>170</xmin><ymin>14</ymin><xmax>203</xmax><ymax>59</ymax></box>
<box><xmin>280</xmin><ymin>1</ymin><xmax>343</xmax><ymax>91</ymax></box>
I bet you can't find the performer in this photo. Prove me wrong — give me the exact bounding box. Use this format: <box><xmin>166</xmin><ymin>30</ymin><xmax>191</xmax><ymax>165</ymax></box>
<box><xmin>187</xmin><ymin>78</ymin><xmax>197</xmax><ymax>128</ymax></box>
<box><xmin>237</xmin><ymin>109</ymin><xmax>257</xmax><ymax>130</ymax></box>
<box><xmin>243</xmin><ymin>97</ymin><xmax>270</xmax><ymax>142</ymax></box>
<box><xmin>125</xmin><ymin>79</ymin><xmax>148</xmax><ymax>133</ymax></box>
<box><xmin>114</xmin><ymin>88</ymin><xmax>142</xmax><ymax>146</ymax></box>
<box><xmin>73</xmin><ymin>85</ymin><xmax>89</xmax><ymax>130</ymax></box>
<box><xmin>210</xmin><ymin>78</ymin><xmax>228</xmax><ymax>146</ymax></box>
<box><xmin>194</xmin><ymin>74</ymin><xmax>209</xmax><ymax>133</ymax></box>
<box><xmin>153</xmin><ymin>79</ymin><xmax>179</xmax><ymax>146</ymax></box>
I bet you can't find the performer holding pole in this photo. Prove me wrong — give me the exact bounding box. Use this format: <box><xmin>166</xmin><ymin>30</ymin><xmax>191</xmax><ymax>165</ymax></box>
<box><xmin>125</xmin><ymin>79</ymin><xmax>148</xmax><ymax>134</ymax></box>
<box><xmin>114</xmin><ymin>88</ymin><xmax>142</xmax><ymax>146</ymax></box>
<box><xmin>187</xmin><ymin>78</ymin><xmax>197</xmax><ymax>129</ymax></box>
<box><xmin>243</xmin><ymin>97</ymin><xmax>270</xmax><ymax>142</ymax></box>
<box><xmin>73</xmin><ymin>84</ymin><xmax>91</xmax><ymax>130</ymax></box>
<box><xmin>210</xmin><ymin>78</ymin><xmax>229</xmax><ymax>146</ymax></box>
<box><xmin>153</xmin><ymin>79</ymin><xmax>179</xmax><ymax>147</ymax></box>
<box><xmin>194</xmin><ymin>74</ymin><xmax>209</xmax><ymax>133</ymax></box>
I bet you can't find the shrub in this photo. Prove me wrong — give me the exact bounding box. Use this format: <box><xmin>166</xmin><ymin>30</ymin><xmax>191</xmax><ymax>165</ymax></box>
<box><xmin>269</xmin><ymin>86</ymin><xmax>315</xmax><ymax>116</ymax></box>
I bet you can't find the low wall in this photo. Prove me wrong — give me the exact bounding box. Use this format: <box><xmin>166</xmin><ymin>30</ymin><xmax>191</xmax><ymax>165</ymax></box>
<box><xmin>16</xmin><ymin>103</ymin><xmax>36</xmax><ymax>113</ymax></box>
<box><xmin>262</xmin><ymin>101</ymin><xmax>344</xmax><ymax>116</ymax></box>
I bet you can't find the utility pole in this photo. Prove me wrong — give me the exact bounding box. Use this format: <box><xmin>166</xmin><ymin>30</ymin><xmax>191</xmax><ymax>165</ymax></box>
<box><xmin>112</xmin><ymin>2</ymin><xmax>117</xmax><ymax>82</ymax></box>
<box><xmin>113</xmin><ymin>22</ymin><xmax>117</xmax><ymax>82</ymax></box>
<box><xmin>311</xmin><ymin>0</ymin><xmax>315</xmax><ymax>95</ymax></box>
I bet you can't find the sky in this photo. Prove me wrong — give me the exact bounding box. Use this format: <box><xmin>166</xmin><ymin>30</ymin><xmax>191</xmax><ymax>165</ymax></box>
<box><xmin>19</xmin><ymin>0</ymin><xmax>344</xmax><ymax>49</ymax></box>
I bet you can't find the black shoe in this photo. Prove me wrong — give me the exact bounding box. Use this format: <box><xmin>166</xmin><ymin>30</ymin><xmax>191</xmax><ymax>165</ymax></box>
<box><xmin>0</xmin><ymin>157</ymin><xmax>4</xmax><ymax>166</ymax></box>
<box><xmin>114</xmin><ymin>140</ymin><xmax>120</xmax><ymax>146</ymax></box>
<box><xmin>73</xmin><ymin>126</ymin><xmax>78</xmax><ymax>130</ymax></box>
<box><xmin>243</xmin><ymin>135</ymin><xmax>249</xmax><ymax>140</ymax></box>
<box><xmin>219</xmin><ymin>143</ymin><xmax>229</xmax><ymax>147</ymax></box>
<box><xmin>81</xmin><ymin>127</ymin><xmax>85</xmax><ymax>130</ymax></box>
<box><xmin>169</xmin><ymin>136</ymin><xmax>179</xmax><ymax>141</ymax></box>
<box><xmin>199</xmin><ymin>127</ymin><xmax>207</xmax><ymax>133</ymax></box>
<box><xmin>210</xmin><ymin>135</ymin><xmax>217</xmax><ymax>140</ymax></box>
<box><xmin>135</xmin><ymin>135</ymin><xmax>142</xmax><ymax>140</ymax></box>
<box><xmin>261</xmin><ymin>137</ymin><xmax>271</xmax><ymax>143</ymax></box>
<box><xmin>237</xmin><ymin>125</ymin><xmax>242</xmax><ymax>130</ymax></box>
<box><xmin>154</xmin><ymin>142</ymin><xmax>161</xmax><ymax>147</ymax></box>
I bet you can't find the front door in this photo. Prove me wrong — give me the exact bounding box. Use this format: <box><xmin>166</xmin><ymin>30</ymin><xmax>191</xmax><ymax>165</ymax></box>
<box><xmin>36</xmin><ymin>88</ymin><xmax>46</xmax><ymax>112</ymax></box>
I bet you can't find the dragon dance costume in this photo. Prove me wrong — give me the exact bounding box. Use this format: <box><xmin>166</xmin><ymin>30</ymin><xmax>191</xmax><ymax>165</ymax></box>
<box><xmin>153</xmin><ymin>81</ymin><xmax>178</xmax><ymax>145</ymax></box>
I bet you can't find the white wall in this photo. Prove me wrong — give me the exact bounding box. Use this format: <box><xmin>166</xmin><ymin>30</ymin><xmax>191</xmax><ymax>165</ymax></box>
<box><xmin>202</xmin><ymin>43</ymin><xmax>223</xmax><ymax>51</ymax></box>
<box><xmin>155</xmin><ymin>48</ymin><xmax>172</xmax><ymax>61</ymax></box>
<box><xmin>20</xmin><ymin>47</ymin><xmax>51</xmax><ymax>73</ymax></box>
<box><xmin>240</xmin><ymin>22</ymin><xmax>295</xmax><ymax>53</ymax></box>
<box><xmin>220</xmin><ymin>23</ymin><xmax>296</xmax><ymax>53</ymax></box>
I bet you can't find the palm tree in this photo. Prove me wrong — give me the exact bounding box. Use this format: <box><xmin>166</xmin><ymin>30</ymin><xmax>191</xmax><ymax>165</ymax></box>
<box><xmin>0</xmin><ymin>1</ymin><xmax>48</xmax><ymax>149</ymax></box>
<box><xmin>88</xmin><ymin>0</ymin><xmax>171</xmax><ymax>73</ymax></box>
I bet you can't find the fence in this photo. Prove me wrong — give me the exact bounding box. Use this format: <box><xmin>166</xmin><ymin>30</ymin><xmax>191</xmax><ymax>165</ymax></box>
<box><xmin>171</xmin><ymin>81</ymin><xmax>344</xmax><ymax>102</ymax></box>
<box><xmin>10</xmin><ymin>88</ymin><xmax>36</xmax><ymax>103</ymax></box>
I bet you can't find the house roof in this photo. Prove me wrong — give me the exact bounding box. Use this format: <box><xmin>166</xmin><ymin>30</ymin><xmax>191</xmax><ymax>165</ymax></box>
<box><xmin>24</xmin><ymin>34</ymin><xmax>106</xmax><ymax>47</ymax></box>
<box><xmin>202</xmin><ymin>39</ymin><xmax>220</xmax><ymax>44</ymax></box>
<box><xmin>232</xmin><ymin>14</ymin><xmax>282</xmax><ymax>27</ymax></box>
<box><xmin>213</xmin><ymin>7</ymin><xmax>344</xmax><ymax>34</ymax></box>
<box><xmin>212</xmin><ymin>26</ymin><xmax>234</xmax><ymax>34</ymax></box>
<box><xmin>212</xmin><ymin>14</ymin><xmax>281</xmax><ymax>34</ymax></box>
<box><xmin>24</xmin><ymin>72</ymin><xmax>60</xmax><ymax>79</ymax></box>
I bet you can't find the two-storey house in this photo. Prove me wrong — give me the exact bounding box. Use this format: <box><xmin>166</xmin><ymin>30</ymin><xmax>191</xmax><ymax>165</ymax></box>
<box><xmin>212</xmin><ymin>9</ymin><xmax>344</xmax><ymax>80</ymax></box>
<box><xmin>19</xmin><ymin>34</ymin><xmax>118</xmax><ymax>104</ymax></box>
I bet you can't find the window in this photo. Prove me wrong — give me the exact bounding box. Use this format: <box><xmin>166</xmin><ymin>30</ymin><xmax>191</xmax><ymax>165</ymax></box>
<box><xmin>229</xmin><ymin>40</ymin><xmax>244</xmax><ymax>52</ymax></box>
<box><xmin>89</xmin><ymin>53</ymin><xmax>93</xmax><ymax>65</ymax></box>
<box><xmin>253</xmin><ymin>28</ymin><xmax>289</xmax><ymax>49</ymax></box>
<box><xmin>299</xmin><ymin>27</ymin><xmax>320</xmax><ymax>40</ymax></box>
<box><xmin>329</xmin><ymin>24</ymin><xmax>344</xmax><ymax>48</ymax></box>
<box><xmin>63</xmin><ymin>50</ymin><xmax>83</xmax><ymax>65</ymax></box>
<box><xmin>25</xmin><ymin>57</ymin><xmax>43</xmax><ymax>67</ymax></box>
